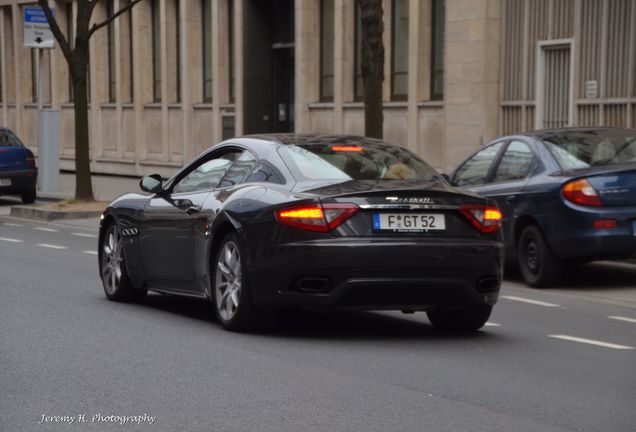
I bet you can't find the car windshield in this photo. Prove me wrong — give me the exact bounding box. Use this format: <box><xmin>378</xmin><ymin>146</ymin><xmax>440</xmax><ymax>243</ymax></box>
<box><xmin>543</xmin><ymin>130</ymin><xmax>636</xmax><ymax>170</ymax></box>
<box><xmin>281</xmin><ymin>142</ymin><xmax>439</xmax><ymax>182</ymax></box>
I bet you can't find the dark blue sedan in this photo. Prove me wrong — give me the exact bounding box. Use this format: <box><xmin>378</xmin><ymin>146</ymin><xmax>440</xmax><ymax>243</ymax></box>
<box><xmin>0</xmin><ymin>128</ymin><xmax>37</xmax><ymax>204</ymax></box>
<box><xmin>450</xmin><ymin>127</ymin><xmax>636</xmax><ymax>287</ymax></box>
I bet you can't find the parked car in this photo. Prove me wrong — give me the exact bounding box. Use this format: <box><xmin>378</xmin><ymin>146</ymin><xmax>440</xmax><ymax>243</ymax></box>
<box><xmin>0</xmin><ymin>128</ymin><xmax>37</xmax><ymax>204</ymax></box>
<box><xmin>450</xmin><ymin>127</ymin><xmax>636</xmax><ymax>287</ymax></box>
<box><xmin>99</xmin><ymin>134</ymin><xmax>504</xmax><ymax>332</ymax></box>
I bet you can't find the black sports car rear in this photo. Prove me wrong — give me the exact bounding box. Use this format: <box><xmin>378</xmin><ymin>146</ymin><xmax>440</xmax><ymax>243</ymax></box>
<box><xmin>99</xmin><ymin>135</ymin><xmax>503</xmax><ymax>332</ymax></box>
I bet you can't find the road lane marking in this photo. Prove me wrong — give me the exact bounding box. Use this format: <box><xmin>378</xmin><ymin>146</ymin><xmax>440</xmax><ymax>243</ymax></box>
<box><xmin>83</xmin><ymin>250</ymin><xmax>98</xmax><ymax>255</ymax></box>
<box><xmin>34</xmin><ymin>227</ymin><xmax>59</xmax><ymax>232</ymax></box>
<box><xmin>37</xmin><ymin>243</ymin><xmax>68</xmax><ymax>250</ymax></box>
<box><xmin>549</xmin><ymin>335</ymin><xmax>634</xmax><ymax>350</ymax></box>
<box><xmin>2</xmin><ymin>222</ymin><xmax>23</xmax><ymax>227</ymax></box>
<box><xmin>73</xmin><ymin>233</ymin><xmax>97</xmax><ymax>238</ymax></box>
<box><xmin>501</xmin><ymin>295</ymin><xmax>561</xmax><ymax>307</ymax></box>
<box><xmin>485</xmin><ymin>322</ymin><xmax>501</xmax><ymax>327</ymax></box>
<box><xmin>0</xmin><ymin>237</ymin><xmax>24</xmax><ymax>243</ymax></box>
<box><xmin>608</xmin><ymin>316</ymin><xmax>636</xmax><ymax>324</ymax></box>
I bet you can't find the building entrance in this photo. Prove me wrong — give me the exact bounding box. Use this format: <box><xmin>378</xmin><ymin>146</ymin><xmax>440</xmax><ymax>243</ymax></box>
<box><xmin>243</xmin><ymin>0</ymin><xmax>295</xmax><ymax>134</ymax></box>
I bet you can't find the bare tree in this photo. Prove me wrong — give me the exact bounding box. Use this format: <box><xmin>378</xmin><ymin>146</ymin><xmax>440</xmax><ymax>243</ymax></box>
<box><xmin>38</xmin><ymin>0</ymin><xmax>142</xmax><ymax>201</ymax></box>
<box><xmin>358</xmin><ymin>0</ymin><xmax>384</xmax><ymax>139</ymax></box>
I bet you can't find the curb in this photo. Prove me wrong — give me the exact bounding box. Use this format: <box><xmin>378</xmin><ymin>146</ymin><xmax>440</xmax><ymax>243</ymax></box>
<box><xmin>10</xmin><ymin>205</ymin><xmax>103</xmax><ymax>221</ymax></box>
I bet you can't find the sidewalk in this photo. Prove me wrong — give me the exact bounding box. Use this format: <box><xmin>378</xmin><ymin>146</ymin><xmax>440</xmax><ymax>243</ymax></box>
<box><xmin>39</xmin><ymin>172</ymin><xmax>141</xmax><ymax>202</ymax></box>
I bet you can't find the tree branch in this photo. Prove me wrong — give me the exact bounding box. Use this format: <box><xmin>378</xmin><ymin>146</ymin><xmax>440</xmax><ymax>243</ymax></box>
<box><xmin>37</xmin><ymin>0</ymin><xmax>72</xmax><ymax>63</ymax></box>
<box><xmin>88</xmin><ymin>0</ymin><xmax>143</xmax><ymax>39</ymax></box>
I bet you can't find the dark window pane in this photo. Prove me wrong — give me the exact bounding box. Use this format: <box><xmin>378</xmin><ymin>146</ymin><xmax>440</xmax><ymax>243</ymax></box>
<box><xmin>354</xmin><ymin>2</ymin><xmax>363</xmax><ymax>101</ymax></box>
<box><xmin>219</xmin><ymin>151</ymin><xmax>258</xmax><ymax>187</ymax></box>
<box><xmin>245</xmin><ymin>161</ymin><xmax>285</xmax><ymax>184</ymax></box>
<box><xmin>320</xmin><ymin>0</ymin><xmax>335</xmax><ymax>101</ymax></box>
<box><xmin>430</xmin><ymin>0</ymin><xmax>445</xmax><ymax>100</ymax></box>
<box><xmin>453</xmin><ymin>142</ymin><xmax>504</xmax><ymax>186</ymax></box>
<box><xmin>107</xmin><ymin>0</ymin><xmax>116</xmax><ymax>103</ymax></box>
<box><xmin>228</xmin><ymin>0</ymin><xmax>235</xmax><ymax>103</ymax></box>
<box><xmin>201</xmin><ymin>0</ymin><xmax>213</xmax><ymax>102</ymax></box>
<box><xmin>151</xmin><ymin>0</ymin><xmax>161</xmax><ymax>102</ymax></box>
<box><xmin>391</xmin><ymin>0</ymin><xmax>409</xmax><ymax>100</ymax></box>
<box><xmin>493</xmin><ymin>141</ymin><xmax>534</xmax><ymax>182</ymax></box>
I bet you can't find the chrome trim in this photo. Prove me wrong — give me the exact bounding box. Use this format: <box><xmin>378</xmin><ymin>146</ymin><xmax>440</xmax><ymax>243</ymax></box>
<box><xmin>359</xmin><ymin>204</ymin><xmax>458</xmax><ymax>210</ymax></box>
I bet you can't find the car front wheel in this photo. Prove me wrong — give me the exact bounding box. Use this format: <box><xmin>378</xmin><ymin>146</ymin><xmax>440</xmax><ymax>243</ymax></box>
<box><xmin>100</xmin><ymin>223</ymin><xmax>146</xmax><ymax>301</ymax></box>
<box><xmin>426</xmin><ymin>305</ymin><xmax>492</xmax><ymax>332</ymax></box>
<box><xmin>517</xmin><ymin>225</ymin><xmax>561</xmax><ymax>288</ymax></box>
<box><xmin>213</xmin><ymin>232</ymin><xmax>276</xmax><ymax>331</ymax></box>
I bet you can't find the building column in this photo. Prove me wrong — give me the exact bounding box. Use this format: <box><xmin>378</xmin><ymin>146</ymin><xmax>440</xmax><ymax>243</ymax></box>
<box><xmin>444</xmin><ymin>0</ymin><xmax>501</xmax><ymax>169</ymax></box>
<box><xmin>294</xmin><ymin>0</ymin><xmax>319</xmax><ymax>133</ymax></box>
<box><xmin>0</xmin><ymin>8</ymin><xmax>7</xmax><ymax>126</ymax></box>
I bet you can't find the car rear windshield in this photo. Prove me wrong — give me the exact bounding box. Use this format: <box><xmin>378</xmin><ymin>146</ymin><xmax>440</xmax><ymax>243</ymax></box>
<box><xmin>0</xmin><ymin>131</ymin><xmax>23</xmax><ymax>147</ymax></box>
<box><xmin>281</xmin><ymin>142</ymin><xmax>439</xmax><ymax>181</ymax></box>
<box><xmin>543</xmin><ymin>130</ymin><xmax>636</xmax><ymax>170</ymax></box>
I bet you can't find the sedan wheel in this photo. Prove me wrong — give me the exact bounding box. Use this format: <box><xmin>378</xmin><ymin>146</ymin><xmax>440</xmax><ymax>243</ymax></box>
<box><xmin>100</xmin><ymin>223</ymin><xmax>146</xmax><ymax>301</ymax></box>
<box><xmin>517</xmin><ymin>225</ymin><xmax>561</xmax><ymax>288</ymax></box>
<box><xmin>213</xmin><ymin>232</ymin><xmax>277</xmax><ymax>331</ymax></box>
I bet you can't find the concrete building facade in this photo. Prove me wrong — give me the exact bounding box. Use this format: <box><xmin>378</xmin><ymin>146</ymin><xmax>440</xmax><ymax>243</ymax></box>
<box><xmin>0</xmin><ymin>0</ymin><xmax>633</xmax><ymax>178</ymax></box>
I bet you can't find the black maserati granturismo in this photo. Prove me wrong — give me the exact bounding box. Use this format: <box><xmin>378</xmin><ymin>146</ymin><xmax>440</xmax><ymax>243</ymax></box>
<box><xmin>99</xmin><ymin>134</ymin><xmax>504</xmax><ymax>332</ymax></box>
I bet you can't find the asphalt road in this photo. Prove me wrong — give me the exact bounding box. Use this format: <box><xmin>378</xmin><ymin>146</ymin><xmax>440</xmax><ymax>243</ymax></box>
<box><xmin>1</xmin><ymin>209</ymin><xmax>635</xmax><ymax>432</ymax></box>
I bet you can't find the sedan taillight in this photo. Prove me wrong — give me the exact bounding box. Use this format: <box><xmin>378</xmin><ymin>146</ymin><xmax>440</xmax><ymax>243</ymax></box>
<box><xmin>275</xmin><ymin>203</ymin><xmax>359</xmax><ymax>233</ymax></box>
<box><xmin>459</xmin><ymin>204</ymin><xmax>502</xmax><ymax>234</ymax></box>
<box><xmin>562</xmin><ymin>178</ymin><xmax>601</xmax><ymax>206</ymax></box>
<box><xmin>25</xmin><ymin>149</ymin><xmax>36</xmax><ymax>169</ymax></box>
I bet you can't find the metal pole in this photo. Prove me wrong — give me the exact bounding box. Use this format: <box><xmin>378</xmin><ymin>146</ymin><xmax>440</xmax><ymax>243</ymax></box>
<box><xmin>36</xmin><ymin>48</ymin><xmax>43</xmax><ymax>191</ymax></box>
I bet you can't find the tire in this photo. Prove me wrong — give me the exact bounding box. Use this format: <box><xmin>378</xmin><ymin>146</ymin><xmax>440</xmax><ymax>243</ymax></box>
<box><xmin>100</xmin><ymin>222</ymin><xmax>147</xmax><ymax>302</ymax></box>
<box><xmin>517</xmin><ymin>225</ymin><xmax>561</xmax><ymax>288</ymax></box>
<box><xmin>21</xmin><ymin>189</ymin><xmax>36</xmax><ymax>204</ymax></box>
<box><xmin>213</xmin><ymin>232</ymin><xmax>276</xmax><ymax>332</ymax></box>
<box><xmin>427</xmin><ymin>305</ymin><xmax>492</xmax><ymax>332</ymax></box>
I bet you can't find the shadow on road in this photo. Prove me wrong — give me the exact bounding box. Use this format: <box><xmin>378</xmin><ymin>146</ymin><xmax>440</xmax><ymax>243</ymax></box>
<box><xmin>132</xmin><ymin>293</ymin><xmax>500</xmax><ymax>342</ymax></box>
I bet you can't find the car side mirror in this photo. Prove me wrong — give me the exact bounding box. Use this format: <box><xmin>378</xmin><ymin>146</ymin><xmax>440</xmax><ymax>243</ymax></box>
<box><xmin>140</xmin><ymin>174</ymin><xmax>164</xmax><ymax>194</ymax></box>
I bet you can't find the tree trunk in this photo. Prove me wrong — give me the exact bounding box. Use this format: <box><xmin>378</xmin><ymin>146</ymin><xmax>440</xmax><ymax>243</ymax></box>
<box><xmin>70</xmin><ymin>54</ymin><xmax>94</xmax><ymax>202</ymax></box>
<box><xmin>359</xmin><ymin>0</ymin><xmax>384</xmax><ymax>139</ymax></box>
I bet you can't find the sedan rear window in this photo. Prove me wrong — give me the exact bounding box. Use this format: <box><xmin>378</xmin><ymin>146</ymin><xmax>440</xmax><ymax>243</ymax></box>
<box><xmin>281</xmin><ymin>142</ymin><xmax>438</xmax><ymax>181</ymax></box>
<box><xmin>544</xmin><ymin>130</ymin><xmax>636</xmax><ymax>170</ymax></box>
<box><xmin>0</xmin><ymin>131</ymin><xmax>23</xmax><ymax>147</ymax></box>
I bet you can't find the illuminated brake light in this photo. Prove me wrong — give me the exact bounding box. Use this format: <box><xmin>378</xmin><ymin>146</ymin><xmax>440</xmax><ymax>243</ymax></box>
<box><xmin>562</xmin><ymin>178</ymin><xmax>601</xmax><ymax>207</ymax></box>
<box><xmin>331</xmin><ymin>145</ymin><xmax>363</xmax><ymax>152</ymax></box>
<box><xmin>275</xmin><ymin>203</ymin><xmax>359</xmax><ymax>232</ymax></box>
<box><xmin>459</xmin><ymin>204</ymin><xmax>502</xmax><ymax>234</ymax></box>
<box><xmin>593</xmin><ymin>219</ymin><xmax>617</xmax><ymax>230</ymax></box>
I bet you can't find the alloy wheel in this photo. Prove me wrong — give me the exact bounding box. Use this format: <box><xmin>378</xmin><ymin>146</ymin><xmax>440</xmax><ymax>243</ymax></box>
<box><xmin>101</xmin><ymin>225</ymin><xmax>123</xmax><ymax>295</ymax></box>
<box><xmin>215</xmin><ymin>241</ymin><xmax>242</xmax><ymax>321</ymax></box>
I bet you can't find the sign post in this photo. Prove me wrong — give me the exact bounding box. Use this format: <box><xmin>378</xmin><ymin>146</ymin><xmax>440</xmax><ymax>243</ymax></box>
<box><xmin>23</xmin><ymin>6</ymin><xmax>59</xmax><ymax>194</ymax></box>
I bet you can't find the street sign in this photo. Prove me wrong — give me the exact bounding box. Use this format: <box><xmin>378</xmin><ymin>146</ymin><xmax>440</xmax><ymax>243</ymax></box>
<box><xmin>23</xmin><ymin>6</ymin><xmax>55</xmax><ymax>49</ymax></box>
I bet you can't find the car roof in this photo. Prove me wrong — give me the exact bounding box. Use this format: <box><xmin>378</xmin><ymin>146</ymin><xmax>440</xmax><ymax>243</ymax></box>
<box><xmin>517</xmin><ymin>127</ymin><xmax>635</xmax><ymax>141</ymax></box>
<box><xmin>241</xmin><ymin>133</ymin><xmax>386</xmax><ymax>147</ymax></box>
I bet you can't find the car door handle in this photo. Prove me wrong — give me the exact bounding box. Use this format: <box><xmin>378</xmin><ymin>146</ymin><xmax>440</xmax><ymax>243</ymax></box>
<box><xmin>185</xmin><ymin>206</ymin><xmax>200</xmax><ymax>216</ymax></box>
<box><xmin>505</xmin><ymin>195</ymin><xmax>516</xmax><ymax>204</ymax></box>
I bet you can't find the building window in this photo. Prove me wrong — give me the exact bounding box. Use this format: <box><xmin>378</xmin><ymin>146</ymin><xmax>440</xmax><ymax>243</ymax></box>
<box><xmin>172</xmin><ymin>0</ymin><xmax>181</xmax><ymax>103</ymax></box>
<box><xmin>391</xmin><ymin>0</ymin><xmax>409</xmax><ymax>101</ymax></box>
<box><xmin>430</xmin><ymin>0</ymin><xmax>445</xmax><ymax>100</ymax></box>
<box><xmin>66</xmin><ymin>1</ymin><xmax>74</xmax><ymax>102</ymax></box>
<box><xmin>228</xmin><ymin>0</ymin><xmax>235</xmax><ymax>103</ymax></box>
<box><xmin>123</xmin><ymin>2</ymin><xmax>134</xmax><ymax>103</ymax></box>
<box><xmin>151</xmin><ymin>0</ymin><xmax>161</xmax><ymax>102</ymax></box>
<box><xmin>201</xmin><ymin>0</ymin><xmax>213</xmax><ymax>103</ymax></box>
<box><xmin>107</xmin><ymin>0</ymin><xmax>116</xmax><ymax>103</ymax></box>
<box><xmin>31</xmin><ymin>50</ymin><xmax>37</xmax><ymax>103</ymax></box>
<box><xmin>353</xmin><ymin>2</ymin><xmax>363</xmax><ymax>102</ymax></box>
<box><xmin>319</xmin><ymin>0</ymin><xmax>334</xmax><ymax>102</ymax></box>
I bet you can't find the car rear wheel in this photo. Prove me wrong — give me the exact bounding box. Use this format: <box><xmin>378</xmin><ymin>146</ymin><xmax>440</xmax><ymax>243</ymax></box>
<box><xmin>427</xmin><ymin>305</ymin><xmax>492</xmax><ymax>332</ymax></box>
<box><xmin>213</xmin><ymin>232</ymin><xmax>276</xmax><ymax>332</ymax></box>
<box><xmin>100</xmin><ymin>223</ymin><xmax>147</xmax><ymax>301</ymax></box>
<box><xmin>21</xmin><ymin>189</ymin><xmax>36</xmax><ymax>204</ymax></box>
<box><xmin>518</xmin><ymin>225</ymin><xmax>561</xmax><ymax>288</ymax></box>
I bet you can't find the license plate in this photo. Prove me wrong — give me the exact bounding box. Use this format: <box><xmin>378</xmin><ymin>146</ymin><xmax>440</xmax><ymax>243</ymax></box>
<box><xmin>0</xmin><ymin>178</ymin><xmax>10</xmax><ymax>187</ymax></box>
<box><xmin>373</xmin><ymin>213</ymin><xmax>446</xmax><ymax>232</ymax></box>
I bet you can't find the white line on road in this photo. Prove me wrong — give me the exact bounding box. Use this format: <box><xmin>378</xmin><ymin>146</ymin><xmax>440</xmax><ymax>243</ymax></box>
<box><xmin>33</xmin><ymin>227</ymin><xmax>59</xmax><ymax>232</ymax></box>
<box><xmin>83</xmin><ymin>250</ymin><xmax>98</xmax><ymax>255</ymax></box>
<box><xmin>608</xmin><ymin>316</ymin><xmax>636</xmax><ymax>324</ymax></box>
<box><xmin>549</xmin><ymin>335</ymin><xmax>634</xmax><ymax>350</ymax></box>
<box><xmin>0</xmin><ymin>237</ymin><xmax>24</xmax><ymax>243</ymax></box>
<box><xmin>485</xmin><ymin>322</ymin><xmax>501</xmax><ymax>327</ymax></box>
<box><xmin>37</xmin><ymin>243</ymin><xmax>68</xmax><ymax>250</ymax></box>
<box><xmin>73</xmin><ymin>233</ymin><xmax>97</xmax><ymax>238</ymax></box>
<box><xmin>2</xmin><ymin>222</ymin><xmax>23</xmax><ymax>227</ymax></box>
<box><xmin>501</xmin><ymin>295</ymin><xmax>561</xmax><ymax>308</ymax></box>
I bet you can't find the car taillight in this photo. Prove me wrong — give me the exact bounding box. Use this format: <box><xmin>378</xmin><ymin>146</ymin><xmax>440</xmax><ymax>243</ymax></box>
<box><xmin>275</xmin><ymin>203</ymin><xmax>359</xmax><ymax>232</ymax></box>
<box><xmin>459</xmin><ymin>204</ymin><xmax>503</xmax><ymax>234</ymax></box>
<box><xmin>562</xmin><ymin>178</ymin><xmax>601</xmax><ymax>206</ymax></box>
<box><xmin>25</xmin><ymin>149</ymin><xmax>36</xmax><ymax>169</ymax></box>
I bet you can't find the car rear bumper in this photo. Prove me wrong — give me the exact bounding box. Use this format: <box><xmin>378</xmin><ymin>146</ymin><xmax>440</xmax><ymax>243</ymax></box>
<box><xmin>0</xmin><ymin>169</ymin><xmax>37</xmax><ymax>194</ymax></box>
<box><xmin>249</xmin><ymin>237</ymin><xmax>504</xmax><ymax>310</ymax></box>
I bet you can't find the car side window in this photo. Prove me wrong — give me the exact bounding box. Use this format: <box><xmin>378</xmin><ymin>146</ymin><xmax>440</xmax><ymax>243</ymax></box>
<box><xmin>172</xmin><ymin>150</ymin><xmax>241</xmax><ymax>194</ymax></box>
<box><xmin>453</xmin><ymin>142</ymin><xmax>504</xmax><ymax>187</ymax></box>
<box><xmin>244</xmin><ymin>161</ymin><xmax>285</xmax><ymax>185</ymax></box>
<box><xmin>0</xmin><ymin>131</ymin><xmax>23</xmax><ymax>147</ymax></box>
<box><xmin>218</xmin><ymin>151</ymin><xmax>258</xmax><ymax>188</ymax></box>
<box><xmin>492</xmin><ymin>141</ymin><xmax>535</xmax><ymax>183</ymax></box>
